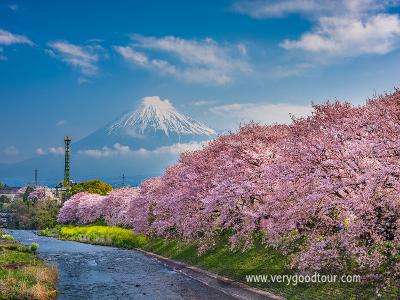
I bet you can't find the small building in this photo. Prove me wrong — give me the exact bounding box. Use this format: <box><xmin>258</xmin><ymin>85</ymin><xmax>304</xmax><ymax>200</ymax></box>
<box><xmin>0</xmin><ymin>187</ymin><xmax>19</xmax><ymax>202</ymax></box>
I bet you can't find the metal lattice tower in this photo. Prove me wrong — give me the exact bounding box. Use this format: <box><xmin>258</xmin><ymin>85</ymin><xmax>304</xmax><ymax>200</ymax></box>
<box><xmin>64</xmin><ymin>136</ymin><xmax>71</xmax><ymax>187</ymax></box>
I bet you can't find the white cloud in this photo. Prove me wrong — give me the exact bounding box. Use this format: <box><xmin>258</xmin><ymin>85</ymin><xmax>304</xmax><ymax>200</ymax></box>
<box><xmin>78</xmin><ymin>142</ymin><xmax>206</xmax><ymax>159</ymax></box>
<box><xmin>48</xmin><ymin>147</ymin><xmax>64</xmax><ymax>155</ymax></box>
<box><xmin>78</xmin><ymin>143</ymin><xmax>139</xmax><ymax>158</ymax></box>
<box><xmin>233</xmin><ymin>0</ymin><xmax>398</xmax><ymax>19</ymax></box>
<box><xmin>149</xmin><ymin>142</ymin><xmax>207</xmax><ymax>156</ymax></box>
<box><xmin>115</xmin><ymin>35</ymin><xmax>250</xmax><ymax>85</ymax></box>
<box><xmin>47</xmin><ymin>40</ymin><xmax>104</xmax><ymax>78</ymax></box>
<box><xmin>209</xmin><ymin>102</ymin><xmax>312</xmax><ymax>128</ymax></box>
<box><xmin>235</xmin><ymin>0</ymin><xmax>400</xmax><ymax>57</ymax></box>
<box><xmin>114</xmin><ymin>46</ymin><xmax>148</xmax><ymax>65</ymax></box>
<box><xmin>36</xmin><ymin>148</ymin><xmax>46</xmax><ymax>156</ymax></box>
<box><xmin>79</xmin><ymin>146</ymin><xmax>117</xmax><ymax>158</ymax></box>
<box><xmin>56</xmin><ymin>120</ymin><xmax>67</xmax><ymax>127</ymax></box>
<box><xmin>192</xmin><ymin>100</ymin><xmax>215</xmax><ymax>106</ymax></box>
<box><xmin>133</xmin><ymin>35</ymin><xmax>245</xmax><ymax>69</ymax></box>
<box><xmin>3</xmin><ymin>146</ymin><xmax>19</xmax><ymax>156</ymax></box>
<box><xmin>0</xmin><ymin>29</ymin><xmax>32</xmax><ymax>46</ymax></box>
<box><xmin>280</xmin><ymin>14</ymin><xmax>400</xmax><ymax>56</ymax></box>
<box><xmin>233</xmin><ymin>0</ymin><xmax>327</xmax><ymax>18</ymax></box>
<box><xmin>36</xmin><ymin>146</ymin><xmax>64</xmax><ymax>156</ymax></box>
<box><xmin>0</xmin><ymin>28</ymin><xmax>32</xmax><ymax>60</ymax></box>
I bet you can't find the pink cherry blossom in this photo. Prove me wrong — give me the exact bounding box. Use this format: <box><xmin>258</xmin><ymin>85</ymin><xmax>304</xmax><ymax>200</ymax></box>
<box><xmin>27</xmin><ymin>186</ymin><xmax>54</xmax><ymax>202</ymax></box>
<box><xmin>16</xmin><ymin>186</ymin><xmax>27</xmax><ymax>196</ymax></box>
<box><xmin>57</xmin><ymin>90</ymin><xmax>400</xmax><ymax>288</ymax></box>
<box><xmin>57</xmin><ymin>192</ymin><xmax>88</xmax><ymax>224</ymax></box>
<box><xmin>102</xmin><ymin>187</ymin><xmax>139</xmax><ymax>226</ymax></box>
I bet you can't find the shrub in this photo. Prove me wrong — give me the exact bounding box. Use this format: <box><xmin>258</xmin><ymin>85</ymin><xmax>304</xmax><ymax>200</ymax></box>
<box><xmin>30</xmin><ymin>243</ymin><xmax>38</xmax><ymax>253</ymax></box>
<box><xmin>70</xmin><ymin>180</ymin><xmax>112</xmax><ymax>196</ymax></box>
<box><xmin>10</xmin><ymin>198</ymin><xmax>61</xmax><ymax>229</ymax></box>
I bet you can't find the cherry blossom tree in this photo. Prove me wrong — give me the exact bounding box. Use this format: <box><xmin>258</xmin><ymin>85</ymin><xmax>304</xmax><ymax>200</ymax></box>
<box><xmin>27</xmin><ymin>186</ymin><xmax>55</xmax><ymax>202</ymax></box>
<box><xmin>102</xmin><ymin>187</ymin><xmax>139</xmax><ymax>226</ymax></box>
<box><xmin>261</xmin><ymin>93</ymin><xmax>400</xmax><ymax>285</ymax></box>
<box><xmin>124</xmin><ymin>177</ymin><xmax>164</xmax><ymax>233</ymax></box>
<box><xmin>75</xmin><ymin>193</ymin><xmax>107</xmax><ymax>224</ymax></box>
<box><xmin>58</xmin><ymin>192</ymin><xmax>106</xmax><ymax>224</ymax></box>
<box><xmin>16</xmin><ymin>186</ymin><xmax>27</xmax><ymax>197</ymax></box>
<box><xmin>57</xmin><ymin>192</ymin><xmax>88</xmax><ymax>224</ymax></box>
<box><xmin>135</xmin><ymin>123</ymin><xmax>288</xmax><ymax>251</ymax></box>
<box><xmin>56</xmin><ymin>90</ymin><xmax>400</xmax><ymax>287</ymax></box>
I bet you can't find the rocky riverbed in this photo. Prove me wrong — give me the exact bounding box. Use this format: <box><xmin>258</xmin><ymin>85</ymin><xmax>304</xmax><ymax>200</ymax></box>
<box><xmin>9</xmin><ymin>230</ymin><xmax>237</xmax><ymax>300</ymax></box>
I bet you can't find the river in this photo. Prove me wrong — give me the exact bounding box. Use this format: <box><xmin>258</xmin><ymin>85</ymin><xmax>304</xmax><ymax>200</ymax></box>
<box><xmin>9</xmin><ymin>230</ymin><xmax>238</xmax><ymax>300</ymax></box>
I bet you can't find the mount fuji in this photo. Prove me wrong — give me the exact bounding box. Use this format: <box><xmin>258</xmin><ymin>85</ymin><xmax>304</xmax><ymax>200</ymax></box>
<box><xmin>74</xmin><ymin>96</ymin><xmax>216</xmax><ymax>150</ymax></box>
<box><xmin>0</xmin><ymin>97</ymin><xmax>216</xmax><ymax>186</ymax></box>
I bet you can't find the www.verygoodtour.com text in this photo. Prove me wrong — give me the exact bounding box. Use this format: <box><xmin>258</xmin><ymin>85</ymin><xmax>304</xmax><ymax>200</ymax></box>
<box><xmin>246</xmin><ymin>273</ymin><xmax>361</xmax><ymax>286</ymax></box>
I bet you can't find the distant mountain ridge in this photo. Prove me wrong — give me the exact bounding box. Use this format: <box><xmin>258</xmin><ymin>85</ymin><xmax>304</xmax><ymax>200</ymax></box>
<box><xmin>0</xmin><ymin>96</ymin><xmax>216</xmax><ymax>186</ymax></box>
<box><xmin>74</xmin><ymin>96</ymin><xmax>216</xmax><ymax>150</ymax></box>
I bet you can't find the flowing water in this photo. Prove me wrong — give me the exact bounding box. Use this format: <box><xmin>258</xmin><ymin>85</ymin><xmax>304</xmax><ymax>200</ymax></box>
<box><xmin>9</xmin><ymin>230</ymin><xmax>237</xmax><ymax>300</ymax></box>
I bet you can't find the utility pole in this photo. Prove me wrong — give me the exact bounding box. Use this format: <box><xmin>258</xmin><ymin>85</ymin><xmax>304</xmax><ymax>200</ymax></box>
<box><xmin>122</xmin><ymin>173</ymin><xmax>125</xmax><ymax>187</ymax></box>
<box><xmin>64</xmin><ymin>136</ymin><xmax>72</xmax><ymax>187</ymax></box>
<box><xmin>34</xmin><ymin>168</ymin><xmax>38</xmax><ymax>186</ymax></box>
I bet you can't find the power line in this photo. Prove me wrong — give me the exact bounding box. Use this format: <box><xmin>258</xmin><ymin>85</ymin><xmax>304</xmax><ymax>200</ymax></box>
<box><xmin>34</xmin><ymin>168</ymin><xmax>38</xmax><ymax>186</ymax></box>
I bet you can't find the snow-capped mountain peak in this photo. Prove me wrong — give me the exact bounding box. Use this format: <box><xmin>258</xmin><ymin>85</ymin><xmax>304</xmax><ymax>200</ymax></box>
<box><xmin>107</xmin><ymin>96</ymin><xmax>216</xmax><ymax>137</ymax></box>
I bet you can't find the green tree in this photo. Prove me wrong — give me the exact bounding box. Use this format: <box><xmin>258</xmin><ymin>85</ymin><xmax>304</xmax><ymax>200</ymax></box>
<box><xmin>9</xmin><ymin>198</ymin><xmax>61</xmax><ymax>229</ymax></box>
<box><xmin>9</xmin><ymin>199</ymin><xmax>34</xmax><ymax>228</ymax></box>
<box><xmin>0</xmin><ymin>195</ymin><xmax>9</xmax><ymax>203</ymax></box>
<box><xmin>31</xmin><ymin>200</ymin><xmax>60</xmax><ymax>229</ymax></box>
<box><xmin>71</xmin><ymin>180</ymin><xmax>112</xmax><ymax>196</ymax></box>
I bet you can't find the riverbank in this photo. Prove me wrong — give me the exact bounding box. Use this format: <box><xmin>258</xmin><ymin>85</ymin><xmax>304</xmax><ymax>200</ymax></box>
<box><xmin>10</xmin><ymin>230</ymin><xmax>242</xmax><ymax>300</ymax></box>
<box><xmin>0</xmin><ymin>229</ymin><xmax>57</xmax><ymax>299</ymax></box>
<box><xmin>40</xmin><ymin>225</ymin><xmax>395</xmax><ymax>299</ymax></box>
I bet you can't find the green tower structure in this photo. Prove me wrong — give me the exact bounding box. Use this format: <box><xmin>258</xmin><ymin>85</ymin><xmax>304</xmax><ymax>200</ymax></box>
<box><xmin>64</xmin><ymin>136</ymin><xmax>71</xmax><ymax>187</ymax></box>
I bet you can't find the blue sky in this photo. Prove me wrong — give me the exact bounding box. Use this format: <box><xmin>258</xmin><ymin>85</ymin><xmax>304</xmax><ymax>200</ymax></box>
<box><xmin>1</xmin><ymin>0</ymin><xmax>400</xmax><ymax>164</ymax></box>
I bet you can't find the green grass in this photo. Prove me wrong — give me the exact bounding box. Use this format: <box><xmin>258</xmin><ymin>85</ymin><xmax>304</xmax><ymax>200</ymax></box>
<box><xmin>0</xmin><ymin>229</ymin><xmax>58</xmax><ymax>299</ymax></box>
<box><xmin>41</xmin><ymin>225</ymin><xmax>398</xmax><ymax>300</ymax></box>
